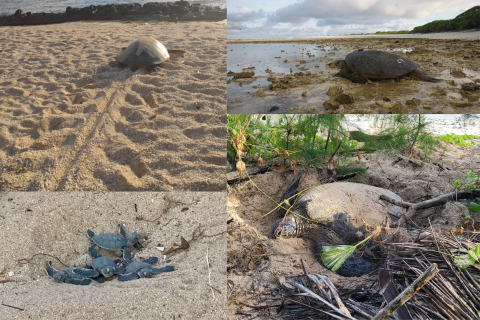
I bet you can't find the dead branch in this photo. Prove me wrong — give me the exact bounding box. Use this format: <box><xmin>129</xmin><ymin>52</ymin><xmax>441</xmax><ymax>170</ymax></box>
<box><xmin>392</xmin><ymin>154</ymin><xmax>450</xmax><ymax>171</ymax></box>
<box><xmin>380</xmin><ymin>189</ymin><xmax>480</xmax><ymax>225</ymax></box>
<box><xmin>372</xmin><ymin>263</ymin><xmax>439</xmax><ymax>320</ymax></box>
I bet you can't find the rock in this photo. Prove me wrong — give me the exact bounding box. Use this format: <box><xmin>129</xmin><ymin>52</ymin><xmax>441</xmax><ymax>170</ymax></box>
<box><xmin>392</xmin><ymin>103</ymin><xmax>408</xmax><ymax>114</ymax></box>
<box><xmin>423</xmin><ymin>105</ymin><xmax>432</xmax><ymax>109</ymax></box>
<box><xmin>446</xmin><ymin>80</ymin><xmax>455</xmax><ymax>85</ymax></box>
<box><xmin>382</xmin><ymin>97</ymin><xmax>391</xmax><ymax>102</ymax></box>
<box><xmin>14</xmin><ymin>9</ymin><xmax>24</xmax><ymax>16</ymax></box>
<box><xmin>375</xmin><ymin>101</ymin><xmax>393</xmax><ymax>108</ymax></box>
<box><xmin>269</xmin><ymin>106</ymin><xmax>279</xmax><ymax>112</ymax></box>
<box><xmin>461</xmin><ymin>82</ymin><xmax>480</xmax><ymax>92</ymax></box>
<box><xmin>450</xmin><ymin>100</ymin><xmax>473</xmax><ymax>107</ymax></box>
<box><xmin>467</xmin><ymin>94</ymin><xmax>479</xmax><ymax>102</ymax></box>
<box><xmin>334</xmin><ymin>92</ymin><xmax>355</xmax><ymax>104</ymax></box>
<box><xmin>451</xmin><ymin>70</ymin><xmax>466</xmax><ymax>78</ymax></box>
<box><xmin>406</xmin><ymin>98</ymin><xmax>421</xmax><ymax>107</ymax></box>
<box><xmin>326</xmin><ymin>85</ymin><xmax>343</xmax><ymax>97</ymax></box>
<box><xmin>323</xmin><ymin>100</ymin><xmax>340</xmax><ymax>110</ymax></box>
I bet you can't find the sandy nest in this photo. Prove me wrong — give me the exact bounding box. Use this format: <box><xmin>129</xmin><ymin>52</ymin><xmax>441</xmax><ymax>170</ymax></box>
<box><xmin>227</xmin><ymin>140</ymin><xmax>480</xmax><ymax>319</ymax></box>
<box><xmin>0</xmin><ymin>191</ymin><xmax>226</xmax><ymax>319</ymax></box>
<box><xmin>0</xmin><ymin>20</ymin><xmax>226</xmax><ymax>191</ymax></box>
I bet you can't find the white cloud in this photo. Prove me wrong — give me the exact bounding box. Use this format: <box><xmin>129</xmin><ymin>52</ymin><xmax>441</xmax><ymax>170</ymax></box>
<box><xmin>237</xmin><ymin>6</ymin><xmax>251</xmax><ymax>14</ymax></box>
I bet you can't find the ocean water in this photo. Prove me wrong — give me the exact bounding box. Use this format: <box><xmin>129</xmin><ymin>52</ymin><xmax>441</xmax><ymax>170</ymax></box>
<box><xmin>0</xmin><ymin>0</ymin><xmax>225</xmax><ymax>16</ymax></box>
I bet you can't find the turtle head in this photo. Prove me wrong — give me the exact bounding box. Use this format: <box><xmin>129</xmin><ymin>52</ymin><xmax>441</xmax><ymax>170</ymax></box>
<box><xmin>127</xmin><ymin>232</ymin><xmax>141</xmax><ymax>246</ymax></box>
<box><xmin>272</xmin><ymin>214</ymin><xmax>298</xmax><ymax>238</ymax></box>
<box><xmin>101</xmin><ymin>266</ymin><xmax>117</xmax><ymax>278</ymax></box>
<box><xmin>138</xmin><ymin>268</ymin><xmax>153</xmax><ymax>278</ymax></box>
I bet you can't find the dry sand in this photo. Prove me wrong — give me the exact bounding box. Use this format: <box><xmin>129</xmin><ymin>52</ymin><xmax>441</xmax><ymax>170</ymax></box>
<box><xmin>0</xmin><ymin>20</ymin><xmax>226</xmax><ymax>191</ymax></box>
<box><xmin>0</xmin><ymin>191</ymin><xmax>226</xmax><ymax>320</ymax></box>
<box><xmin>227</xmin><ymin>140</ymin><xmax>480</xmax><ymax>319</ymax></box>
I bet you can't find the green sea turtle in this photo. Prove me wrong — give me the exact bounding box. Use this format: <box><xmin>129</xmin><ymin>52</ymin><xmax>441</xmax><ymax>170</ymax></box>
<box><xmin>117</xmin><ymin>37</ymin><xmax>170</xmax><ymax>67</ymax></box>
<box><xmin>337</xmin><ymin>50</ymin><xmax>440</xmax><ymax>84</ymax></box>
<box><xmin>87</xmin><ymin>224</ymin><xmax>141</xmax><ymax>257</ymax></box>
<box><xmin>272</xmin><ymin>176</ymin><xmax>404</xmax><ymax>277</ymax></box>
<box><xmin>46</xmin><ymin>261</ymin><xmax>102</xmax><ymax>285</ymax></box>
<box><xmin>118</xmin><ymin>250</ymin><xmax>174</xmax><ymax>282</ymax></box>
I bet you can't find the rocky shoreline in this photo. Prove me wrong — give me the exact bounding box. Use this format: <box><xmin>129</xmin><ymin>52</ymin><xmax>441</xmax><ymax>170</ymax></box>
<box><xmin>0</xmin><ymin>1</ymin><xmax>226</xmax><ymax>26</ymax></box>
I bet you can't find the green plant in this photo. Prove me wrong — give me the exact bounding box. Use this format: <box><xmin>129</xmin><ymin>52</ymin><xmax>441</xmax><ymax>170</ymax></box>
<box><xmin>321</xmin><ymin>231</ymin><xmax>377</xmax><ymax>273</ymax></box>
<box><xmin>453</xmin><ymin>244</ymin><xmax>480</xmax><ymax>269</ymax></box>
<box><xmin>438</xmin><ymin>133</ymin><xmax>479</xmax><ymax>147</ymax></box>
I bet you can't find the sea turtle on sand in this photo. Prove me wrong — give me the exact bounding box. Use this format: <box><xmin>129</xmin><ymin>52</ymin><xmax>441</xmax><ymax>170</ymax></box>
<box><xmin>89</xmin><ymin>248</ymin><xmax>126</xmax><ymax>278</ymax></box>
<box><xmin>117</xmin><ymin>37</ymin><xmax>170</xmax><ymax>67</ymax></box>
<box><xmin>87</xmin><ymin>224</ymin><xmax>142</xmax><ymax>258</ymax></box>
<box><xmin>46</xmin><ymin>261</ymin><xmax>101</xmax><ymax>286</ymax></box>
<box><xmin>272</xmin><ymin>176</ymin><xmax>404</xmax><ymax>277</ymax></box>
<box><xmin>337</xmin><ymin>50</ymin><xmax>440</xmax><ymax>84</ymax></box>
<box><xmin>118</xmin><ymin>250</ymin><xmax>174</xmax><ymax>282</ymax></box>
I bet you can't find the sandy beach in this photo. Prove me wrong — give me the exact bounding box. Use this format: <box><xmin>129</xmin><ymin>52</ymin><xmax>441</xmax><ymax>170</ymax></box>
<box><xmin>0</xmin><ymin>191</ymin><xmax>226</xmax><ymax>320</ymax></box>
<box><xmin>0</xmin><ymin>20</ymin><xmax>226</xmax><ymax>191</ymax></box>
<box><xmin>227</xmin><ymin>31</ymin><xmax>480</xmax><ymax>114</ymax></box>
<box><xmin>227</xmin><ymin>138</ymin><xmax>480</xmax><ymax>319</ymax></box>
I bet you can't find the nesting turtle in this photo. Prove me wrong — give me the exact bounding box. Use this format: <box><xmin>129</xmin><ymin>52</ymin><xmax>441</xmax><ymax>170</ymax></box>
<box><xmin>118</xmin><ymin>250</ymin><xmax>174</xmax><ymax>282</ymax></box>
<box><xmin>87</xmin><ymin>224</ymin><xmax>142</xmax><ymax>257</ymax></box>
<box><xmin>117</xmin><ymin>37</ymin><xmax>170</xmax><ymax>67</ymax></box>
<box><xmin>46</xmin><ymin>261</ymin><xmax>102</xmax><ymax>286</ymax></box>
<box><xmin>337</xmin><ymin>50</ymin><xmax>440</xmax><ymax>84</ymax></box>
<box><xmin>272</xmin><ymin>177</ymin><xmax>403</xmax><ymax>277</ymax></box>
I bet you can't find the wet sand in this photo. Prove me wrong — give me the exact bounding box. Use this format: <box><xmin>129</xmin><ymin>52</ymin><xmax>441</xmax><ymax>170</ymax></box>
<box><xmin>227</xmin><ymin>31</ymin><xmax>480</xmax><ymax>114</ymax></box>
<box><xmin>0</xmin><ymin>20</ymin><xmax>226</xmax><ymax>191</ymax></box>
<box><xmin>0</xmin><ymin>192</ymin><xmax>226</xmax><ymax>320</ymax></box>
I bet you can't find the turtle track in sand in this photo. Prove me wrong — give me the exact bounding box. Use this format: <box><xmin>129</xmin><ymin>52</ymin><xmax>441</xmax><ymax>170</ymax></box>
<box><xmin>0</xmin><ymin>21</ymin><xmax>226</xmax><ymax>191</ymax></box>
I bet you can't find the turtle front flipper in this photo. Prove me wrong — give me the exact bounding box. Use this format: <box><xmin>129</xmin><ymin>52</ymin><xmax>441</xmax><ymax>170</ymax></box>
<box><xmin>142</xmin><ymin>256</ymin><xmax>158</xmax><ymax>265</ymax></box>
<box><xmin>65</xmin><ymin>277</ymin><xmax>92</xmax><ymax>286</ymax></box>
<box><xmin>151</xmin><ymin>266</ymin><xmax>175</xmax><ymax>275</ymax></box>
<box><xmin>409</xmin><ymin>69</ymin><xmax>441</xmax><ymax>83</ymax></box>
<box><xmin>278</xmin><ymin>173</ymin><xmax>305</xmax><ymax>217</ymax></box>
<box><xmin>46</xmin><ymin>261</ymin><xmax>65</xmax><ymax>283</ymax></box>
<box><xmin>88</xmin><ymin>244</ymin><xmax>100</xmax><ymax>258</ymax></box>
<box><xmin>72</xmin><ymin>267</ymin><xmax>99</xmax><ymax>278</ymax></box>
<box><xmin>118</xmin><ymin>272</ymin><xmax>139</xmax><ymax>282</ymax></box>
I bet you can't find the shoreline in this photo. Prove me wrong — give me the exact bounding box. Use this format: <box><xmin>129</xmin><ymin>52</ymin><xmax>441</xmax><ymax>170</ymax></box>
<box><xmin>0</xmin><ymin>1</ymin><xmax>226</xmax><ymax>27</ymax></box>
<box><xmin>227</xmin><ymin>29</ymin><xmax>480</xmax><ymax>43</ymax></box>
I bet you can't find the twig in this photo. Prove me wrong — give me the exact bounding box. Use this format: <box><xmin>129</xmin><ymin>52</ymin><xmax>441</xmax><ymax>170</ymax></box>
<box><xmin>207</xmin><ymin>247</ymin><xmax>214</xmax><ymax>299</ymax></box>
<box><xmin>372</xmin><ymin>263</ymin><xmax>439</xmax><ymax>320</ymax></box>
<box><xmin>2</xmin><ymin>303</ymin><xmax>24</xmax><ymax>311</ymax></box>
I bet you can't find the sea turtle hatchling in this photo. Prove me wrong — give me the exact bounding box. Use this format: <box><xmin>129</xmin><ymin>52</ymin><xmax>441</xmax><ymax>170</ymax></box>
<box><xmin>337</xmin><ymin>49</ymin><xmax>441</xmax><ymax>84</ymax></box>
<box><xmin>90</xmin><ymin>247</ymin><xmax>126</xmax><ymax>278</ymax></box>
<box><xmin>46</xmin><ymin>261</ymin><xmax>101</xmax><ymax>286</ymax></box>
<box><xmin>272</xmin><ymin>176</ymin><xmax>404</xmax><ymax>277</ymax></box>
<box><xmin>117</xmin><ymin>37</ymin><xmax>170</xmax><ymax>67</ymax></box>
<box><xmin>118</xmin><ymin>250</ymin><xmax>174</xmax><ymax>282</ymax></box>
<box><xmin>87</xmin><ymin>224</ymin><xmax>142</xmax><ymax>258</ymax></box>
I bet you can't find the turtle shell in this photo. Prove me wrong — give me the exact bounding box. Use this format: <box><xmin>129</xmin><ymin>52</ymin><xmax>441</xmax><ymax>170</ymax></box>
<box><xmin>345</xmin><ymin>50</ymin><xmax>420</xmax><ymax>78</ymax></box>
<box><xmin>91</xmin><ymin>233</ymin><xmax>128</xmax><ymax>250</ymax></box>
<box><xmin>293</xmin><ymin>182</ymin><xmax>403</xmax><ymax>244</ymax></box>
<box><xmin>117</xmin><ymin>37</ymin><xmax>170</xmax><ymax>66</ymax></box>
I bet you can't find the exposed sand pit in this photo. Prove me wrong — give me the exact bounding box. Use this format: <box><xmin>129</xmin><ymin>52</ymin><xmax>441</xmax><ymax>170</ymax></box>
<box><xmin>227</xmin><ymin>33</ymin><xmax>480</xmax><ymax>114</ymax></box>
<box><xmin>0</xmin><ymin>191</ymin><xmax>226</xmax><ymax>319</ymax></box>
<box><xmin>227</xmin><ymin>139</ymin><xmax>480</xmax><ymax>319</ymax></box>
<box><xmin>0</xmin><ymin>20</ymin><xmax>226</xmax><ymax>191</ymax></box>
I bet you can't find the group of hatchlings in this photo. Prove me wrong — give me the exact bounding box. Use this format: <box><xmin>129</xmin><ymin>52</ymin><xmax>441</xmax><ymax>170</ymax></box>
<box><xmin>47</xmin><ymin>224</ymin><xmax>174</xmax><ymax>285</ymax></box>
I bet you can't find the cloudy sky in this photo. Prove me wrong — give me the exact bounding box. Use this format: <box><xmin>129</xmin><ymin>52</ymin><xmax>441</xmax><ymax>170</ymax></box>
<box><xmin>227</xmin><ymin>0</ymin><xmax>478</xmax><ymax>39</ymax></box>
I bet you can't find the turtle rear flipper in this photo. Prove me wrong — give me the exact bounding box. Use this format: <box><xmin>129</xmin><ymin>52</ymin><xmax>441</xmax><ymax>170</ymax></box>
<box><xmin>118</xmin><ymin>272</ymin><xmax>139</xmax><ymax>282</ymax></box>
<box><xmin>151</xmin><ymin>266</ymin><xmax>174</xmax><ymax>275</ymax></box>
